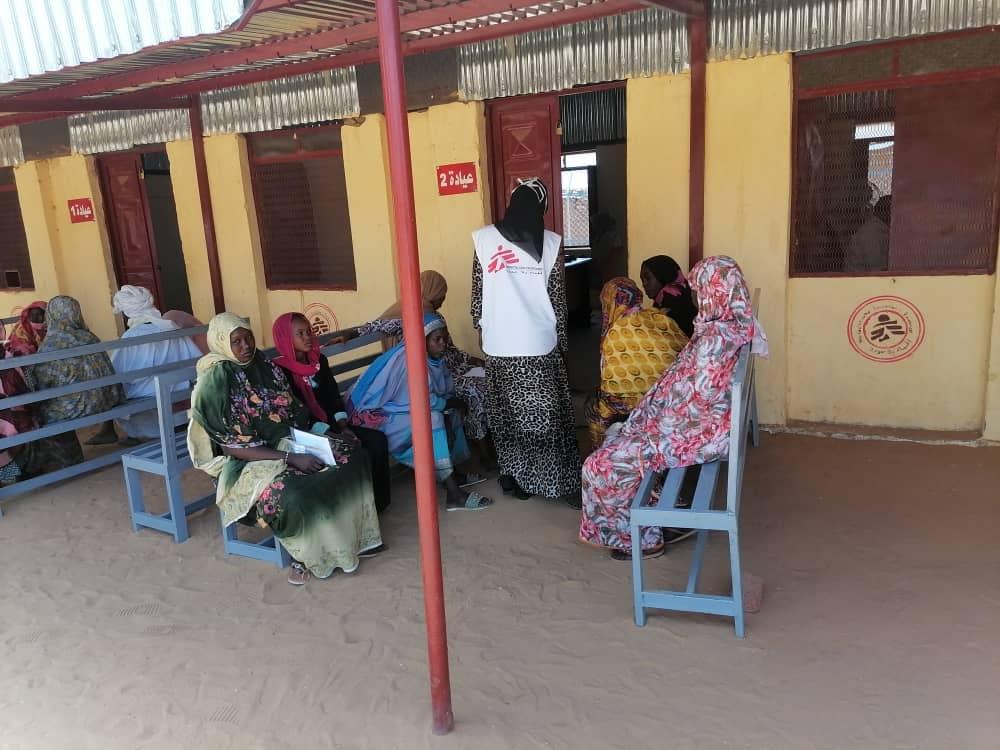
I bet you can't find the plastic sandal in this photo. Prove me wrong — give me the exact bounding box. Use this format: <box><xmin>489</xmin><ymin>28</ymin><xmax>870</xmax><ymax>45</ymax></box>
<box><xmin>446</xmin><ymin>491</ymin><xmax>493</xmax><ymax>512</ymax></box>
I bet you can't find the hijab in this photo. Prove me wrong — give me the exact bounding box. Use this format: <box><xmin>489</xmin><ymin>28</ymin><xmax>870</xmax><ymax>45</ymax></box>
<box><xmin>38</xmin><ymin>296</ymin><xmax>99</xmax><ymax>352</ymax></box>
<box><xmin>195</xmin><ymin>312</ymin><xmax>255</xmax><ymax>377</ymax></box>
<box><xmin>272</xmin><ymin>312</ymin><xmax>327</xmax><ymax>423</ymax></box>
<box><xmin>379</xmin><ymin>270</ymin><xmax>448</xmax><ymax>321</ymax></box>
<box><xmin>600</xmin><ymin>277</ymin><xmax>642</xmax><ymax>339</ymax></box>
<box><xmin>112</xmin><ymin>285</ymin><xmax>162</xmax><ymax>328</ymax></box>
<box><xmin>6</xmin><ymin>300</ymin><xmax>47</xmax><ymax>356</ymax></box>
<box><xmin>642</xmin><ymin>255</ymin><xmax>697</xmax><ymax>337</ymax></box>
<box><xmin>495</xmin><ymin>178</ymin><xmax>549</xmax><ymax>262</ymax></box>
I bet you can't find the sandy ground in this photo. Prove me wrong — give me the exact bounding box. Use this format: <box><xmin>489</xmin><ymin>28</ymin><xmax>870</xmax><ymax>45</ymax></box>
<box><xmin>1</xmin><ymin>433</ymin><xmax>999</xmax><ymax>750</ymax></box>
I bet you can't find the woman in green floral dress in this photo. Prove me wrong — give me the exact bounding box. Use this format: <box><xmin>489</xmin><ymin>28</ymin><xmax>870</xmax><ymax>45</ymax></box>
<box><xmin>188</xmin><ymin>313</ymin><xmax>383</xmax><ymax>585</ymax></box>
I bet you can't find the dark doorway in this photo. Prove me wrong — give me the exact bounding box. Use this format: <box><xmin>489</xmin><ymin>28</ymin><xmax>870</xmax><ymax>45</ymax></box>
<box><xmin>98</xmin><ymin>150</ymin><xmax>193</xmax><ymax>313</ymax></box>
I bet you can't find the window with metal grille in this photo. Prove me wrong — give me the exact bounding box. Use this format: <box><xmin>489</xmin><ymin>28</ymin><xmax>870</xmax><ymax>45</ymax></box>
<box><xmin>792</xmin><ymin>41</ymin><xmax>1000</xmax><ymax>277</ymax></box>
<box><xmin>248</xmin><ymin>127</ymin><xmax>357</xmax><ymax>290</ymax></box>
<box><xmin>0</xmin><ymin>168</ymin><xmax>33</xmax><ymax>290</ymax></box>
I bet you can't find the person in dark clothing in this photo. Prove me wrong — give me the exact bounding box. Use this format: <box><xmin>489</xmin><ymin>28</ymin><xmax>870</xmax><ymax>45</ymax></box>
<box><xmin>271</xmin><ymin>312</ymin><xmax>392</xmax><ymax>513</ymax></box>
<box><xmin>638</xmin><ymin>255</ymin><xmax>698</xmax><ymax>338</ymax></box>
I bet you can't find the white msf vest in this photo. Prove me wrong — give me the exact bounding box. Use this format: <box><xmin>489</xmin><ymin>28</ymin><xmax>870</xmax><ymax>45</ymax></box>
<box><xmin>473</xmin><ymin>224</ymin><xmax>561</xmax><ymax>357</ymax></box>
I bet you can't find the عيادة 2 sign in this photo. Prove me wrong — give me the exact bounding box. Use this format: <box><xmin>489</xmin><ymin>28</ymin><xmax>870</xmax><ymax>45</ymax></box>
<box><xmin>68</xmin><ymin>198</ymin><xmax>95</xmax><ymax>223</ymax></box>
<box><xmin>436</xmin><ymin>162</ymin><xmax>478</xmax><ymax>196</ymax></box>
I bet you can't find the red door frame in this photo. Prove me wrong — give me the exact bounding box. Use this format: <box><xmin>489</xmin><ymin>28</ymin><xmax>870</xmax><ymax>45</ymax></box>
<box><xmin>97</xmin><ymin>149</ymin><xmax>166</xmax><ymax>307</ymax></box>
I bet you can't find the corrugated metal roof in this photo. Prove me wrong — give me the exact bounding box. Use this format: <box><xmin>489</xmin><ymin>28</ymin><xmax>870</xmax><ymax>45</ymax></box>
<box><xmin>458</xmin><ymin>0</ymin><xmax>1000</xmax><ymax>100</ymax></box>
<box><xmin>0</xmin><ymin>0</ymin><xmax>246</xmax><ymax>84</ymax></box>
<box><xmin>0</xmin><ymin>125</ymin><xmax>23</xmax><ymax>166</ymax></box>
<box><xmin>67</xmin><ymin>65</ymin><xmax>360</xmax><ymax>153</ymax></box>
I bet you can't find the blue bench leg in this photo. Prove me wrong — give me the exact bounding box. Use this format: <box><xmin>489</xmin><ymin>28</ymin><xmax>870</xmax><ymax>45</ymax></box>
<box><xmin>123</xmin><ymin>465</ymin><xmax>144</xmax><ymax>534</ymax></box>
<box><xmin>166</xmin><ymin>474</ymin><xmax>189</xmax><ymax>543</ymax></box>
<box><xmin>686</xmin><ymin>530</ymin><xmax>710</xmax><ymax>594</ymax></box>
<box><xmin>630</xmin><ymin>522</ymin><xmax>646</xmax><ymax>627</ymax></box>
<box><xmin>729</xmin><ymin>529</ymin><xmax>745</xmax><ymax>638</ymax></box>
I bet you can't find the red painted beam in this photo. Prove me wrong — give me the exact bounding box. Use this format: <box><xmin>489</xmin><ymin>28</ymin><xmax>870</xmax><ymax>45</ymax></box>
<box><xmin>375</xmin><ymin>0</ymin><xmax>455</xmax><ymax>736</ymax></box>
<box><xmin>0</xmin><ymin>0</ymin><xmax>606</xmax><ymax>106</ymax></box>
<box><xmin>639</xmin><ymin>0</ymin><xmax>706</xmax><ymax>16</ymax></box>
<box><xmin>187</xmin><ymin>96</ymin><xmax>226</xmax><ymax>315</ymax></box>
<box><xmin>687</xmin><ymin>12</ymin><xmax>707</xmax><ymax>267</ymax></box>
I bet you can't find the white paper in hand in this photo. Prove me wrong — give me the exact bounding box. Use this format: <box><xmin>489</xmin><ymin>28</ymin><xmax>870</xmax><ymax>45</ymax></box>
<box><xmin>464</xmin><ymin>366</ymin><xmax>486</xmax><ymax>378</ymax></box>
<box><xmin>291</xmin><ymin>428</ymin><xmax>337</xmax><ymax>467</ymax></box>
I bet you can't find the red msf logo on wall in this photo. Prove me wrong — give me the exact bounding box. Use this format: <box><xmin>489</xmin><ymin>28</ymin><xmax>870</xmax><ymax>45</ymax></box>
<box><xmin>487</xmin><ymin>246</ymin><xmax>519</xmax><ymax>274</ymax></box>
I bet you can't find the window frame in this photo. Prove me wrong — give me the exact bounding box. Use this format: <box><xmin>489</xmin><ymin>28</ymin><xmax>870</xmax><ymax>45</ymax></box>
<box><xmin>560</xmin><ymin>163</ymin><xmax>597</xmax><ymax>249</ymax></box>
<box><xmin>789</xmin><ymin>32</ymin><xmax>1000</xmax><ymax>278</ymax></box>
<box><xmin>247</xmin><ymin>125</ymin><xmax>357</xmax><ymax>291</ymax></box>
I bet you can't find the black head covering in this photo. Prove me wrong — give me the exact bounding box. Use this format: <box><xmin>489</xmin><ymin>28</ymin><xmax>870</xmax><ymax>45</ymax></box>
<box><xmin>641</xmin><ymin>254</ymin><xmax>697</xmax><ymax>338</ymax></box>
<box><xmin>495</xmin><ymin>178</ymin><xmax>548</xmax><ymax>262</ymax></box>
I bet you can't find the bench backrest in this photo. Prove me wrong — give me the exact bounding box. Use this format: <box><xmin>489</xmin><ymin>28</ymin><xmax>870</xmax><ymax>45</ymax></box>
<box><xmin>725</xmin><ymin>289</ymin><xmax>761</xmax><ymax>515</ymax></box>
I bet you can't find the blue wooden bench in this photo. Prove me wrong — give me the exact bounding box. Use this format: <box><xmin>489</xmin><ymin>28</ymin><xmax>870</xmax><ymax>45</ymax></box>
<box><xmin>120</xmin><ymin>331</ymin><xmax>381</xmax><ymax>568</ymax></box>
<box><xmin>0</xmin><ymin>324</ymin><xmax>208</xmax><ymax>516</ymax></box>
<box><xmin>629</xmin><ymin>291</ymin><xmax>762</xmax><ymax>638</ymax></box>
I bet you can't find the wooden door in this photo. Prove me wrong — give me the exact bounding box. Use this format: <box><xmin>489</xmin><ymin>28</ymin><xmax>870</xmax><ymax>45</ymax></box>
<box><xmin>98</xmin><ymin>153</ymin><xmax>163</xmax><ymax>307</ymax></box>
<box><xmin>488</xmin><ymin>95</ymin><xmax>563</xmax><ymax>236</ymax></box>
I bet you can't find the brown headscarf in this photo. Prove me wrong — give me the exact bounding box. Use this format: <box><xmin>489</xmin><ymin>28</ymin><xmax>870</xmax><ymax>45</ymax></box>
<box><xmin>375</xmin><ymin>270</ymin><xmax>448</xmax><ymax>351</ymax></box>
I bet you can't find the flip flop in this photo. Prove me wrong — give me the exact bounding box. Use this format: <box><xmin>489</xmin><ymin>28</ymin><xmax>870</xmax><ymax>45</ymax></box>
<box><xmin>359</xmin><ymin>543</ymin><xmax>387</xmax><ymax>558</ymax></box>
<box><xmin>446</xmin><ymin>492</ymin><xmax>493</xmax><ymax>512</ymax></box>
<box><xmin>287</xmin><ymin>562</ymin><xmax>310</xmax><ymax>585</ymax></box>
<box><xmin>609</xmin><ymin>545</ymin><xmax>665</xmax><ymax>561</ymax></box>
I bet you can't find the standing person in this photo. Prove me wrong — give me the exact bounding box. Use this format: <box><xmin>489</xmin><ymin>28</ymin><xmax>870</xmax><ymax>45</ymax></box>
<box><xmin>110</xmin><ymin>286</ymin><xmax>203</xmax><ymax>442</ymax></box>
<box><xmin>639</xmin><ymin>255</ymin><xmax>698</xmax><ymax>337</ymax></box>
<box><xmin>26</xmin><ymin>296</ymin><xmax>125</xmax><ymax>460</ymax></box>
<box><xmin>579</xmin><ymin>256</ymin><xmax>767</xmax><ymax>560</ymax></box>
<box><xmin>272</xmin><ymin>312</ymin><xmax>392</xmax><ymax>513</ymax></box>
<box><xmin>188</xmin><ymin>313</ymin><xmax>384</xmax><ymax>586</ymax></box>
<box><xmin>471</xmin><ymin>178</ymin><xmax>582</xmax><ymax>506</ymax></box>
<box><xmin>586</xmin><ymin>277</ymin><xmax>688</xmax><ymax>449</ymax></box>
<box><xmin>6</xmin><ymin>301</ymin><xmax>47</xmax><ymax>357</ymax></box>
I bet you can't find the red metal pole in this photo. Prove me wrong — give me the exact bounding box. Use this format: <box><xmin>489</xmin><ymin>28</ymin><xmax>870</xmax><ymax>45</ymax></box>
<box><xmin>188</xmin><ymin>96</ymin><xmax>226</xmax><ymax>314</ymax></box>
<box><xmin>687</xmin><ymin>13</ymin><xmax>707</xmax><ymax>267</ymax></box>
<box><xmin>374</xmin><ymin>0</ymin><xmax>455</xmax><ymax>735</ymax></box>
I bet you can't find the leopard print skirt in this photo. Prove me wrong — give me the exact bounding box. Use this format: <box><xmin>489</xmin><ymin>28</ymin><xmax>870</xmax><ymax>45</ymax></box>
<box><xmin>485</xmin><ymin>351</ymin><xmax>582</xmax><ymax>499</ymax></box>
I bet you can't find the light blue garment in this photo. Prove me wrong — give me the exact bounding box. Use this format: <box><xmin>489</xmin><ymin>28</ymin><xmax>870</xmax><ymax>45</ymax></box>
<box><xmin>347</xmin><ymin>314</ymin><xmax>469</xmax><ymax>479</ymax></box>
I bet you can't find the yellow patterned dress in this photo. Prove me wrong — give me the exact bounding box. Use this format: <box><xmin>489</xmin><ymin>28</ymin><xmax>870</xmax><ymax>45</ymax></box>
<box><xmin>587</xmin><ymin>278</ymin><xmax>689</xmax><ymax>448</ymax></box>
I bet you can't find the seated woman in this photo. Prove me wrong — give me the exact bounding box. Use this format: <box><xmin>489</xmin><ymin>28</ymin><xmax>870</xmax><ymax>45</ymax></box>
<box><xmin>347</xmin><ymin>314</ymin><xmax>493</xmax><ymax>512</ymax></box>
<box><xmin>6</xmin><ymin>301</ymin><xmax>47</xmax><ymax>357</ymax></box>
<box><xmin>350</xmin><ymin>270</ymin><xmax>495</xmax><ymax>470</ymax></box>
<box><xmin>579</xmin><ymin>256</ymin><xmax>767</xmax><ymax>560</ymax></box>
<box><xmin>272</xmin><ymin>312</ymin><xmax>392</xmax><ymax>513</ymax></box>
<box><xmin>586</xmin><ymin>277</ymin><xmax>688</xmax><ymax>449</ymax></box>
<box><xmin>188</xmin><ymin>313</ymin><xmax>384</xmax><ymax>586</ymax></box>
<box><xmin>26</xmin><ymin>296</ymin><xmax>125</xmax><ymax>461</ymax></box>
<box><xmin>639</xmin><ymin>255</ymin><xmax>698</xmax><ymax>338</ymax></box>
<box><xmin>110</xmin><ymin>285</ymin><xmax>203</xmax><ymax>443</ymax></box>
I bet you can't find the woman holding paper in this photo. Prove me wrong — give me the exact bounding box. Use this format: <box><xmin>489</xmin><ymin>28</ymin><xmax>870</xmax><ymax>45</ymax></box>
<box><xmin>188</xmin><ymin>313</ymin><xmax>383</xmax><ymax>586</ymax></box>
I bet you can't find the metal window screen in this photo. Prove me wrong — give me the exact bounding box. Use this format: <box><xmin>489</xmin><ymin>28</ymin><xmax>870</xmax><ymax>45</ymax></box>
<box><xmin>0</xmin><ymin>178</ymin><xmax>34</xmax><ymax>289</ymax></box>
<box><xmin>792</xmin><ymin>78</ymin><xmax>1000</xmax><ymax>276</ymax></box>
<box><xmin>249</xmin><ymin>136</ymin><xmax>357</xmax><ymax>290</ymax></box>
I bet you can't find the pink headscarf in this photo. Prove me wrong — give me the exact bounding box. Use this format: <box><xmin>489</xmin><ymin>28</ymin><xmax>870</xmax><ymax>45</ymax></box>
<box><xmin>271</xmin><ymin>312</ymin><xmax>327</xmax><ymax>423</ymax></box>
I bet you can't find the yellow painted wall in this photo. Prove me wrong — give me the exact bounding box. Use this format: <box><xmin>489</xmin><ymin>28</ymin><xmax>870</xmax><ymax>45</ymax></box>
<box><xmin>626</xmin><ymin>73</ymin><xmax>690</xmax><ymax>281</ymax></box>
<box><xmin>703</xmin><ymin>54</ymin><xmax>792</xmax><ymax>425</ymax></box>
<box><xmin>3</xmin><ymin>155</ymin><xmax>119</xmax><ymax>341</ymax></box>
<box><xmin>984</xmin><ymin>270</ymin><xmax>1000</xmax><ymax>440</ymax></box>
<box><xmin>789</xmin><ymin>276</ymin><xmax>994</xmax><ymax>430</ymax></box>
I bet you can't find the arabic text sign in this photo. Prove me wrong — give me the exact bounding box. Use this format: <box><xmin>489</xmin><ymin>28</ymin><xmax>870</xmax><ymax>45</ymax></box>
<box><xmin>436</xmin><ymin>162</ymin><xmax>478</xmax><ymax>196</ymax></box>
<box><xmin>68</xmin><ymin>198</ymin><xmax>95</xmax><ymax>223</ymax></box>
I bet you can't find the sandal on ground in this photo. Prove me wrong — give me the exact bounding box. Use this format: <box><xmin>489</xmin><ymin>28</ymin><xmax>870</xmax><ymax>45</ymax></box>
<box><xmin>499</xmin><ymin>475</ymin><xmax>531</xmax><ymax>500</ymax></box>
<box><xmin>663</xmin><ymin>528</ymin><xmax>697</xmax><ymax>545</ymax></box>
<box><xmin>446</xmin><ymin>492</ymin><xmax>493</xmax><ymax>512</ymax></box>
<box><xmin>287</xmin><ymin>562</ymin><xmax>310</xmax><ymax>585</ymax></box>
<box><xmin>456</xmin><ymin>471</ymin><xmax>488</xmax><ymax>488</ymax></box>
<box><xmin>359</xmin><ymin>543</ymin><xmax>387</xmax><ymax>558</ymax></box>
<box><xmin>610</xmin><ymin>545</ymin><xmax>665</xmax><ymax>562</ymax></box>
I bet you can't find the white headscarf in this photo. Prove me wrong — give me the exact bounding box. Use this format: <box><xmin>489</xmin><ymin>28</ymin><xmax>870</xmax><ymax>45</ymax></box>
<box><xmin>112</xmin><ymin>285</ymin><xmax>162</xmax><ymax>328</ymax></box>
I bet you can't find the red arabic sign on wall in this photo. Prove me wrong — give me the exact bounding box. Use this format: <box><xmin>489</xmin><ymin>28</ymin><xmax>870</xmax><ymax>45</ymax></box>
<box><xmin>68</xmin><ymin>198</ymin><xmax>95</xmax><ymax>223</ymax></box>
<box><xmin>436</xmin><ymin>162</ymin><xmax>478</xmax><ymax>196</ymax></box>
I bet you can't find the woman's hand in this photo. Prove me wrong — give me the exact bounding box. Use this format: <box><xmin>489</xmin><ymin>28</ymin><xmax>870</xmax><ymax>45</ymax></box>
<box><xmin>287</xmin><ymin>453</ymin><xmax>325</xmax><ymax>474</ymax></box>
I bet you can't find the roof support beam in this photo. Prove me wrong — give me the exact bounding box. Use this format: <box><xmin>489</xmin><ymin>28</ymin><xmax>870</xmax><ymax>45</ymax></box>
<box><xmin>0</xmin><ymin>0</ymin><xmax>627</xmax><ymax>107</ymax></box>
<box><xmin>687</xmin><ymin>11</ymin><xmax>708</xmax><ymax>266</ymax></box>
<box><xmin>0</xmin><ymin>96</ymin><xmax>188</xmax><ymax>113</ymax></box>
<box><xmin>639</xmin><ymin>0</ymin><xmax>706</xmax><ymax>16</ymax></box>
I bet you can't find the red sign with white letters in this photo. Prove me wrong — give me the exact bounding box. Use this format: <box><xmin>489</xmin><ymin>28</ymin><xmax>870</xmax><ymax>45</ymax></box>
<box><xmin>436</xmin><ymin>162</ymin><xmax>478</xmax><ymax>196</ymax></box>
<box><xmin>68</xmin><ymin>198</ymin><xmax>95</xmax><ymax>223</ymax></box>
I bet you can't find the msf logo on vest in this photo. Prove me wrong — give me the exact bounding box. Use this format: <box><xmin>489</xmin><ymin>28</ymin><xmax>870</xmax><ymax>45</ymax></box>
<box><xmin>487</xmin><ymin>246</ymin><xmax>520</xmax><ymax>274</ymax></box>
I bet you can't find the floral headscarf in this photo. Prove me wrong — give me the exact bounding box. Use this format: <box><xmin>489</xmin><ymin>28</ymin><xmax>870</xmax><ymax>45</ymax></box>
<box><xmin>38</xmin><ymin>296</ymin><xmax>97</xmax><ymax>352</ymax></box>
<box><xmin>6</xmin><ymin>301</ymin><xmax>46</xmax><ymax>357</ymax></box>
<box><xmin>599</xmin><ymin>277</ymin><xmax>642</xmax><ymax>339</ymax></box>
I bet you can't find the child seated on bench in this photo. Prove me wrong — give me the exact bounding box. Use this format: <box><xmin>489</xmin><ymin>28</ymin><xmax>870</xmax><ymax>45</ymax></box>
<box><xmin>578</xmin><ymin>256</ymin><xmax>767</xmax><ymax>561</ymax></box>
